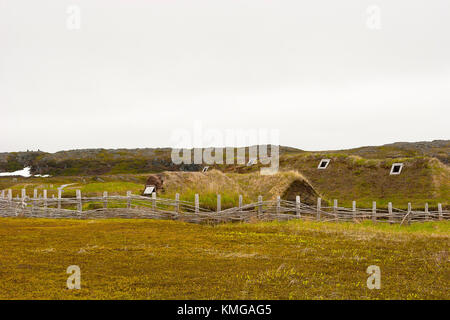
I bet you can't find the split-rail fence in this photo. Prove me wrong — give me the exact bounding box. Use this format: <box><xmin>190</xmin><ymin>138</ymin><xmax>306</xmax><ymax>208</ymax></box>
<box><xmin>0</xmin><ymin>189</ymin><xmax>448</xmax><ymax>225</ymax></box>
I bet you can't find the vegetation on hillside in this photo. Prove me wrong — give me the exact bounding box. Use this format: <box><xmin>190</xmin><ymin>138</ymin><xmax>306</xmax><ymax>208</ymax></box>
<box><xmin>338</xmin><ymin>140</ymin><xmax>450</xmax><ymax>165</ymax></box>
<box><xmin>2</xmin><ymin>141</ymin><xmax>446</xmax><ymax>176</ymax></box>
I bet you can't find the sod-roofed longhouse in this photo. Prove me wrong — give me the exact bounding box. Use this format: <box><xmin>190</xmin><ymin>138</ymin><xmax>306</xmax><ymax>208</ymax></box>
<box><xmin>145</xmin><ymin>170</ymin><xmax>322</xmax><ymax>207</ymax></box>
<box><xmin>143</xmin><ymin>174</ymin><xmax>164</xmax><ymax>195</ymax></box>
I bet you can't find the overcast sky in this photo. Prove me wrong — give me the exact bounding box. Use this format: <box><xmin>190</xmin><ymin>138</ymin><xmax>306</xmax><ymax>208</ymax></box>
<box><xmin>1</xmin><ymin>0</ymin><xmax>449</xmax><ymax>153</ymax></box>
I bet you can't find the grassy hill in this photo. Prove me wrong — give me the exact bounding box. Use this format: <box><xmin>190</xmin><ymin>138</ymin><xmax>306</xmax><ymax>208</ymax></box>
<box><xmin>336</xmin><ymin>140</ymin><xmax>450</xmax><ymax>165</ymax></box>
<box><xmin>279</xmin><ymin>154</ymin><xmax>449</xmax><ymax>208</ymax></box>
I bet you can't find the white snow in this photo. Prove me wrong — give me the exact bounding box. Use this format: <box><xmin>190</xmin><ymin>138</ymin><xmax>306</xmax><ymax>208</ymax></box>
<box><xmin>0</xmin><ymin>167</ymin><xmax>32</xmax><ymax>177</ymax></box>
<box><xmin>0</xmin><ymin>167</ymin><xmax>51</xmax><ymax>178</ymax></box>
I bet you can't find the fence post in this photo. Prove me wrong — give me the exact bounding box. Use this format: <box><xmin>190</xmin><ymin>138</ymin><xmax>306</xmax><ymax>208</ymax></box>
<box><xmin>20</xmin><ymin>189</ymin><xmax>27</xmax><ymax>216</ymax></box>
<box><xmin>76</xmin><ymin>190</ymin><xmax>82</xmax><ymax>212</ymax></box>
<box><xmin>101</xmin><ymin>191</ymin><xmax>107</xmax><ymax>209</ymax></box>
<box><xmin>152</xmin><ymin>192</ymin><xmax>157</xmax><ymax>211</ymax></box>
<box><xmin>407</xmin><ymin>202</ymin><xmax>412</xmax><ymax>225</ymax></box>
<box><xmin>217</xmin><ymin>194</ymin><xmax>221</xmax><ymax>213</ymax></box>
<box><xmin>43</xmin><ymin>189</ymin><xmax>48</xmax><ymax>211</ymax></box>
<box><xmin>8</xmin><ymin>189</ymin><xmax>12</xmax><ymax>208</ymax></box>
<box><xmin>1</xmin><ymin>190</ymin><xmax>4</xmax><ymax>199</ymax></box>
<box><xmin>33</xmin><ymin>189</ymin><xmax>38</xmax><ymax>211</ymax></box>
<box><xmin>195</xmin><ymin>194</ymin><xmax>199</xmax><ymax>214</ymax></box>
<box><xmin>352</xmin><ymin>201</ymin><xmax>356</xmax><ymax>220</ymax></box>
<box><xmin>127</xmin><ymin>191</ymin><xmax>131</xmax><ymax>209</ymax></box>
<box><xmin>57</xmin><ymin>189</ymin><xmax>62</xmax><ymax>210</ymax></box>
<box><xmin>333</xmin><ymin>199</ymin><xmax>338</xmax><ymax>221</ymax></box>
<box><xmin>317</xmin><ymin>197</ymin><xmax>321</xmax><ymax>220</ymax></box>
<box><xmin>238</xmin><ymin>195</ymin><xmax>243</xmax><ymax>210</ymax></box>
<box><xmin>388</xmin><ymin>202</ymin><xmax>393</xmax><ymax>224</ymax></box>
<box><xmin>438</xmin><ymin>203</ymin><xmax>442</xmax><ymax>221</ymax></box>
<box><xmin>258</xmin><ymin>195</ymin><xmax>263</xmax><ymax>216</ymax></box>
<box><xmin>296</xmin><ymin>195</ymin><xmax>301</xmax><ymax>217</ymax></box>
<box><xmin>372</xmin><ymin>201</ymin><xmax>376</xmax><ymax>223</ymax></box>
<box><xmin>276</xmin><ymin>196</ymin><xmax>281</xmax><ymax>214</ymax></box>
<box><xmin>424</xmin><ymin>203</ymin><xmax>429</xmax><ymax>221</ymax></box>
<box><xmin>175</xmin><ymin>193</ymin><xmax>180</xmax><ymax>213</ymax></box>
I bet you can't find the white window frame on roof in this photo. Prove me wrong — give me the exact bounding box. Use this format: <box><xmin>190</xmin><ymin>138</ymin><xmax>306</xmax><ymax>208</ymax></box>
<box><xmin>143</xmin><ymin>186</ymin><xmax>155</xmax><ymax>195</ymax></box>
<box><xmin>390</xmin><ymin>163</ymin><xmax>403</xmax><ymax>175</ymax></box>
<box><xmin>317</xmin><ymin>159</ymin><xmax>331</xmax><ymax>169</ymax></box>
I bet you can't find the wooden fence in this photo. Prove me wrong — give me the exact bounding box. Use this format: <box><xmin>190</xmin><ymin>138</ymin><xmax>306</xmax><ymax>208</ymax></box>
<box><xmin>0</xmin><ymin>189</ymin><xmax>448</xmax><ymax>224</ymax></box>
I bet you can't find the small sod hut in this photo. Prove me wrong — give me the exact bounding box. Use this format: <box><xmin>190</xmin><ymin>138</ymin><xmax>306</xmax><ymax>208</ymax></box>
<box><xmin>143</xmin><ymin>174</ymin><xmax>164</xmax><ymax>195</ymax></box>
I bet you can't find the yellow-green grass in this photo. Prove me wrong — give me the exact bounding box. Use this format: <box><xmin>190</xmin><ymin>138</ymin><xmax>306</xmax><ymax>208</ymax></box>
<box><xmin>75</xmin><ymin>182</ymin><xmax>143</xmax><ymax>197</ymax></box>
<box><xmin>2</xmin><ymin>181</ymin><xmax>144</xmax><ymax>199</ymax></box>
<box><xmin>0</xmin><ymin>218</ymin><xmax>448</xmax><ymax>299</ymax></box>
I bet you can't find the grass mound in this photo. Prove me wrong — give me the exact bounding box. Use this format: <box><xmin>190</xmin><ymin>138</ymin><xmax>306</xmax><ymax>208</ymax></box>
<box><xmin>158</xmin><ymin>170</ymin><xmax>321</xmax><ymax>209</ymax></box>
<box><xmin>280</xmin><ymin>154</ymin><xmax>450</xmax><ymax>209</ymax></box>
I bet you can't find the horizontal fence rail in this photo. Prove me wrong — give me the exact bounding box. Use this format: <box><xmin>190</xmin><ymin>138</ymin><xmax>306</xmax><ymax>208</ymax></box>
<box><xmin>0</xmin><ymin>189</ymin><xmax>448</xmax><ymax>225</ymax></box>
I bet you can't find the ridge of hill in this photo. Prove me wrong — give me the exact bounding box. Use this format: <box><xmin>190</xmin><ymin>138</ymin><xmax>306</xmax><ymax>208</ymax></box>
<box><xmin>0</xmin><ymin>140</ymin><xmax>448</xmax><ymax>176</ymax></box>
<box><xmin>331</xmin><ymin>140</ymin><xmax>450</xmax><ymax>164</ymax></box>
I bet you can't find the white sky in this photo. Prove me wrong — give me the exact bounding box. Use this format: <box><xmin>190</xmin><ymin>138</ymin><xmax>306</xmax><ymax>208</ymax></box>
<box><xmin>1</xmin><ymin>0</ymin><xmax>449</xmax><ymax>152</ymax></box>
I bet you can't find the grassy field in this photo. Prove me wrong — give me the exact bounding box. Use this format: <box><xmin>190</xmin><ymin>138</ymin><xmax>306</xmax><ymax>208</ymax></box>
<box><xmin>0</xmin><ymin>218</ymin><xmax>448</xmax><ymax>299</ymax></box>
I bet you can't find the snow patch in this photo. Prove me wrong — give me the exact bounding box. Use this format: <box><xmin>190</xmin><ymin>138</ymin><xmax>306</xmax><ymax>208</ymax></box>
<box><xmin>0</xmin><ymin>167</ymin><xmax>51</xmax><ymax>178</ymax></box>
<box><xmin>0</xmin><ymin>167</ymin><xmax>32</xmax><ymax>177</ymax></box>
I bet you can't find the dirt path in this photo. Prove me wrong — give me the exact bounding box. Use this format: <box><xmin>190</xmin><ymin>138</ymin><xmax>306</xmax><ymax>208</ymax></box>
<box><xmin>58</xmin><ymin>183</ymin><xmax>76</xmax><ymax>190</ymax></box>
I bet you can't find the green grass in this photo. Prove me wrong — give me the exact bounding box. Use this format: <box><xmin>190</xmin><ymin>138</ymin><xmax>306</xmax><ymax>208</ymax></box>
<box><xmin>79</xmin><ymin>182</ymin><xmax>143</xmax><ymax>195</ymax></box>
<box><xmin>0</xmin><ymin>218</ymin><xmax>448</xmax><ymax>299</ymax></box>
<box><xmin>1</xmin><ymin>178</ymin><xmax>145</xmax><ymax>199</ymax></box>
